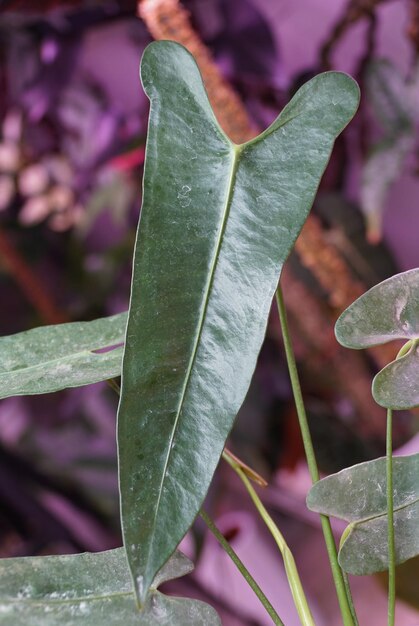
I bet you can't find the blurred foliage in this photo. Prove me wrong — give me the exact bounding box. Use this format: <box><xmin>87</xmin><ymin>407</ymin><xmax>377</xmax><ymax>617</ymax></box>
<box><xmin>361</xmin><ymin>59</ymin><xmax>419</xmax><ymax>243</ymax></box>
<box><xmin>0</xmin><ymin>4</ymin><xmax>419</xmax><ymax>617</ymax></box>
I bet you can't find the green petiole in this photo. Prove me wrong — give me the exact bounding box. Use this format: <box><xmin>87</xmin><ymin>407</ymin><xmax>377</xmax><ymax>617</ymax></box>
<box><xmin>200</xmin><ymin>509</ymin><xmax>285</xmax><ymax>626</ymax></box>
<box><xmin>386</xmin><ymin>408</ymin><xmax>395</xmax><ymax>626</ymax></box>
<box><xmin>275</xmin><ymin>285</ymin><xmax>358</xmax><ymax>626</ymax></box>
<box><xmin>223</xmin><ymin>451</ymin><xmax>316</xmax><ymax>626</ymax></box>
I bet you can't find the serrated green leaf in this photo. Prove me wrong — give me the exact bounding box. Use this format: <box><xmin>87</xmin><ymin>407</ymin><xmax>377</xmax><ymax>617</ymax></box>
<box><xmin>117</xmin><ymin>39</ymin><xmax>359</xmax><ymax>602</ymax></box>
<box><xmin>307</xmin><ymin>454</ymin><xmax>419</xmax><ymax>575</ymax></box>
<box><xmin>335</xmin><ymin>268</ymin><xmax>419</xmax><ymax>349</ymax></box>
<box><xmin>0</xmin><ymin>548</ymin><xmax>220</xmax><ymax>625</ymax></box>
<box><xmin>0</xmin><ymin>313</ymin><xmax>127</xmax><ymax>399</ymax></box>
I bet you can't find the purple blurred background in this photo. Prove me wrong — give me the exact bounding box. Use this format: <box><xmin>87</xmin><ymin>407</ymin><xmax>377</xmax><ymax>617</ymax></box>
<box><xmin>1</xmin><ymin>1</ymin><xmax>419</xmax><ymax>624</ymax></box>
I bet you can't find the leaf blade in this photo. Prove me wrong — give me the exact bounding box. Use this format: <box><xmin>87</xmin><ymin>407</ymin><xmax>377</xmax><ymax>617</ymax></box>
<box><xmin>118</xmin><ymin>40</ymin><xmax>360</xmax><ymax>601</ymax></box>
<box><xmin>307</xmin><ymin>454</ymin><xmax>419</xmax><ymax>575</ymax></box>
<box><xmin>0</xmin><ymin>313</ymin><xmax>127</xmax><ymax>398</ymax></box>
<box><xmin>0</xmin><ymin>548</ymin><xmax>220</xmax><ymax>626</ymax></box>
<box><xmin>373</xmin><ymin>341</ymin><xmax>419</xmax><ymax>409</ymax></box>
<box><xmin>340</xmin><ymin>501</ymin><xmax>419</xmax><ymax>575</ymax></box>
<box><xmin>335</xmin><ymin>268</ymin><xmax>419</xmax><ymax>348</ymax></box>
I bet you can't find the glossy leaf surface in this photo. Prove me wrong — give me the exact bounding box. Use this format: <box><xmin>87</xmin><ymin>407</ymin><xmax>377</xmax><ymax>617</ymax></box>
<box><xmin>307</xmin><ymin>454</ymin><xmax>419</xmax><ymax>575</ymax></box>
<box><xmin>335</xmin><ymin>268</ymin><xmax>419</xmax><ymax>408</ymax></box>
<box><xmin>0</xmin><ymin>548</ymin><xmax>220</xmax><ymax>625</ymax></box>
<box><xmin>118</xmin><ymin>40</ymin><xmax>359</xmax><ymax>602</ymax></box>
<box><xmin>0</xmin><ymin>313</ymin><xmax>127</xmax><ymax>399</ymax></box>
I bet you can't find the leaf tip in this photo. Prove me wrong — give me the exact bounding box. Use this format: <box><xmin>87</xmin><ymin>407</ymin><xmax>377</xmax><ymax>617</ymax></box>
<box><xmin>139</xmin><ymin>40</ymin><xmax>198</xmax><ymax>96</ymax></box>
<box><xmin>315</xmin><ymin>70</ymin><xmax>360</xmax><ymax>126</ymax></box>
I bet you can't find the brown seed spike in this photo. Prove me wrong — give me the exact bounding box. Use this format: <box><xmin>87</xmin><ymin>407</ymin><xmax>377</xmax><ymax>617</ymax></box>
<box><xmin>138</xmin><ymin>0</ymin><xmax>257</xmax><ymax>144</ymax></box>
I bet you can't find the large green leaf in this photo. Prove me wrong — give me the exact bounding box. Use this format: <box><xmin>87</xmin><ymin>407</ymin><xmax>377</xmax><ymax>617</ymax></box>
<box><xmin>0</xmin><ymin>313</ymin><xmax>127</xmax><ymax>398</ymax></box>
<box><xmin>118</xmin><ymin>39</ymin><xmax>359</xmax><ymax>602</ymax></box>
<box><xmin>307</xmin><ymin>454</ymin><xmax>419</xmax><ymax>575</ymax></box>
<box><xmin>0</xmin><ymin>548</ymin><xmax>220</xmax><ymax>625</ymax></box>
<box><xmin>335</xmin><ymin>268</ymin><xmax>419</xmax><ymax>408</ymax></box>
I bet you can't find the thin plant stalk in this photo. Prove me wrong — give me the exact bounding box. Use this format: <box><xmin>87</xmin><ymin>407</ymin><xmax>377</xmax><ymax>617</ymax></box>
<box><xmin>342</xmin><ymin>571</ymin><xmax>360</xmax><ymax>626</ymax></box>
<box><xmin>107</xmin><ymin>378</ymin><xmax>121</xmax><ymax>395</ymax></box>
<box><xmin>223</xmin><ymin>452</ymin><xmax>316</xmax><ymax>626</ymax></box>
<box><xmin>200</xmin><ymin>509</ymin><xmax>285</xmax><ymax>626</ymax></box>
<box><xmin>275</xmin><ymin>285</ymin><xmax>357</xmax><ymax>626</ymax></box>
<box><xmin>223</xmin><ymin>447</ymin><xmax>268</xmax><ymax>486</ymax></box>
<box><xmin>387</xmin><ymin>408</ymin><xmax>395</xmax><ymax>626</ymax></box>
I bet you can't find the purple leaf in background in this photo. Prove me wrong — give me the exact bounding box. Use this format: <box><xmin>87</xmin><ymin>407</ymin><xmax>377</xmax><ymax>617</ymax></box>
<box><xmin>184</xmin><ymin>0</ymin><xmax>283</xmax><ymax>86</ymax></box>
<box><xmin>57</xmin><ymin>79</ymin><xmax>120</xmax><ymax>169</ymax></box>
<box><xmin>5</xmin><ymin>25</ymin><xmax>78</xmax><ymax>121</ymax></box>
<box><xmin>182</xmin><ymin>0</ymin><xmax>286</xmax><ymax>129</ymax></box>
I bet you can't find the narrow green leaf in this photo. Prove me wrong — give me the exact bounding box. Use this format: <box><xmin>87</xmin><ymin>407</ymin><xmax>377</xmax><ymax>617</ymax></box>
<box><xmin>335</xmin><ymin>268</ymin><xmax>419</xmax><ymax>349</ymax></box>
<box><xmin>373</xmin><ymin>341</ymin><xmax>419</xmax><ymax>409</ymax></box>
<box><xmin>118</xmin><ymin>39</ymin><xmax>359</xmax><ymax>602</ymax></box>
<box><xmin>0</xmin><ymin>313</ymin><xmax>127</xmax><ymax>398</ymax></box>
<box><xmin>307</xmin><ymin>454</ymin><xmax>419</xmax><ymax>575</ymax></box>
<box><xmin>0</xmin><ymin>548</ymin><xmax>220</xmax><ymax>625</ymax></box>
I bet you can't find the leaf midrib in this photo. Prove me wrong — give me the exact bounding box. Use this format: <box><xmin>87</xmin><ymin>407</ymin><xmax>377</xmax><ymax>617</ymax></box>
<box><xmin>0</xmin><ymin>343</ymin><xmax>123</xmax><ymax>376</ymax></box>
<box><xmin>0</xmin><ymin>590</ymin><xmax>132</xmax><ymax>607</ymax></box>
<box><xmin>145</xmin><ymin>141</ymin><xmax>243</xmax><ymax>572</ymax></box>
<box><xmin>345</xmin><ymin>493</ymin><xmax>419</xmax><ymax>530</ymax></box>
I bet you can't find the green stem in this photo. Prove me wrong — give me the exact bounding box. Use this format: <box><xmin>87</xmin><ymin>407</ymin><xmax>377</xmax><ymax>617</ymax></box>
<box><xmin>223</xmin><ymin>452</ymin><xmax>316</xmax><ymax>626</ymax></box>
<box><xmin>387</xmin><ymin>408</ymin><xmax>396</xmax><ymax>626</ymax></box>
<box><xmin>342</xmin><ymin>571</ymin><xmax>359</xmax><ymax>626</ymax></box>
<box><xmin>200</xmin><ymin>509</ymin><xmax>285</xmax><ymax>626</ymax></box>
<box><xmin>275</xmin><ymin>286</ymin><xmax>356</xmax><ymax>626</ymax></box>
<box><xmin>107</xmin><ymin>378</ymin><xmax>121</xmax><ymax>395</ymax></box>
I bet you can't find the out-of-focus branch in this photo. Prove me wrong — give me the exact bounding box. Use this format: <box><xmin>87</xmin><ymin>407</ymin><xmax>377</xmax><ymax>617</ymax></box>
<box><xmin>295</xmin><ymin>217</ymin><xmax>398</xmax><ymax>369</ymax></box>
<box><xmin>0</xmin><ymin>229</ymin><xmax>68</xmax><ymax>324</ymax></box>
<box><xmin>408</xmin><ymin>0</ymin><xmax>419</xmax><ymax>54</ymax></box>
<box><xmin>320</xmin><ymin>0</ymin><xmax>392</xmax><ymax>69</ymax></box>
<box><xmin>280</xmin><ymin>267</ymin><xmax>386</xmax><ymax>436</ymax></box>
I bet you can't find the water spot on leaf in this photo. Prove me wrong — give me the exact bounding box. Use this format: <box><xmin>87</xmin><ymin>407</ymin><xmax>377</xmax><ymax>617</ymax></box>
<box><xmin>177</xmin><ymin>185</ymin><xmax>191</xmax><ymax>208</ymax></box>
